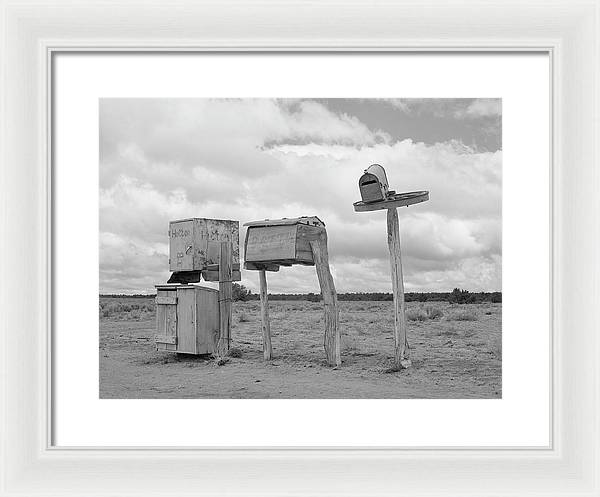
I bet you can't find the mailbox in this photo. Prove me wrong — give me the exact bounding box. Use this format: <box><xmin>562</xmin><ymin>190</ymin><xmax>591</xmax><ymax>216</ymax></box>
<box><xmin>168</xmin><ymin>217</ymin><xmax>241</xmax><ymax>282</ymax></box>
<box><xmin>243</xmin><ymin>216</ymin><xmax>325</xmax><ymax>270</ymax></box>
<box><xmin>358</xmin><ymin>164</ymin><xmax>392</xmax><ymax>203</ymax></box>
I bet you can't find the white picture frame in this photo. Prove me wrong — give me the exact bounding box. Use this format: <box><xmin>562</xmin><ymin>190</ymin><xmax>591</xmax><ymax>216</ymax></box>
<box><xmin>1</xmin><ymin>1</ymin><xmax>598</xmax><ymax>495</ymax></box>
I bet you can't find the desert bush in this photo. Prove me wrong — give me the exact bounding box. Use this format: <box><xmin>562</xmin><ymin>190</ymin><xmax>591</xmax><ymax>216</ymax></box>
<box><xmin>406</xmin><ymin>308</ymin><xmax>428</xmax><ymax>321</ymax></box>
<box><xmin>447</xmin><ymin>309</ymin><xmax>478</xmax><ymax>321</ymax></box>
<box><xmin>227</xmin><ymin>347</ymin><xmax>243</xmax><ymax>358</ymax></box>
<box><xmin>232</xmin><ymin>283</ymin><xmax>252</xmax><ymax>302</ymax></box>
<box><xmin>238</xmin><ymin>312</ymin><xmax>250</xmax><ymax>323</ymax></box>
<box><xmin>425</xmin><ymin>306</ymin><xmax>443</xmax><ymax>320</ymax></box>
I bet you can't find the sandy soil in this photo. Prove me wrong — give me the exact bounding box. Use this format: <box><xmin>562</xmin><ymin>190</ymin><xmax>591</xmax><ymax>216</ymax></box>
<box><xmin>99</xmin><ymin>299</ymin><xmax>501</xmax><ymax>399</ymax></box>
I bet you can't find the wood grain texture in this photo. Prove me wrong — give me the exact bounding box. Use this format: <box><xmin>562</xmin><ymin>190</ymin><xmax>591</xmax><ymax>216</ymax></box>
<box><xmin>155</xmin><ymin>289</ymin><xmax>177</xmax><ymax>352</ymax></box>
<box><xmin>309</xmin><ymin>232</ymin><xmax>341</xmax><ymax>367</ymax></box>
<box><xmin>387</xmin><ymin>208</ymin><xmax>411</xmax><ymax>369</ymax></box>
<box><xmin>195</xmin><ymin>286</ymin><xmax>219</xmax><ymax>355</ymax></box>
<box><xmin>259</xmin><ymin>270</ymin><xmax>272</xmax><ymax>360</ymax></box>
<box><xmin>176</xmin><ymin>287</ymin><xmax>198</xmax><ymax>354</ymax></box>
<box><xmin>217</xmin><ymin>242</ymin><xmax>232</xmax><ymax>357</ymax></box>
<box><xmin>244</xmin><ymin>225</ymin><xmax>297</xmax><ymax>262</ymax></box>
<box><xmin>169</xmin><ymin>218</ymin><xmax>239</xmax><ymax>271</ymax></box>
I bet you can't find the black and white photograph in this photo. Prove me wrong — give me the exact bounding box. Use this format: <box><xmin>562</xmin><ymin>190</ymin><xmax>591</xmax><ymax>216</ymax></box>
<box><xmin>99</xmin><ymin>97</ymin><xmax>502</xmax><ymax>399</ymax></box>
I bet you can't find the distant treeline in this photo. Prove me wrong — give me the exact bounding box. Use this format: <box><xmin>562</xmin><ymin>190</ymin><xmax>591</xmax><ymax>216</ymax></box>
<box><xmin>242</xmin><ymin>288</ymin><xmax>501</xmax><ymax>304</ymax></box>
<box><xmin>101</xmin><ymin>286</ymin><xmax>501</xmax><ymax>304</ymax></box>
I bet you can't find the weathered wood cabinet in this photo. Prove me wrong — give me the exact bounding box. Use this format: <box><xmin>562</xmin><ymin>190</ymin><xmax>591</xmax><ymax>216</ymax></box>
<box><xmin>155</xmin><ymin>284</ymin><xmax>219</xmax><ymax>355</ymax></box>
<box><xmin>243</xmin><ymin>216</ymin><xmax>325</xmax><ymax>270</ymax></box>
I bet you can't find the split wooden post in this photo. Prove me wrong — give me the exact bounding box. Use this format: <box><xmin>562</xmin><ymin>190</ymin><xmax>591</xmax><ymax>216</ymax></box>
<box><xmin>309</xmin><ymin>231</ymin><xmax>341</xmax><ymax>367</ymax></box>
<box><xmin>217</xmin><ymin>241</ymin><xmax>233</xmax><ymax>358</ymax></box>
<box><xmin>258</xmin><ymin>269</ymin><xmax>272</xmax><ymax>360</ymax></box>
<box><xmin>386</xmin><ymin>207</ymin><xmax>411</xmax><ymax>368</ymax></box>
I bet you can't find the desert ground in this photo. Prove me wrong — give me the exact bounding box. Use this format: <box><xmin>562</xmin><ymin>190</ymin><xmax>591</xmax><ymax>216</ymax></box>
<box><xmin>99</xmin><ymin>297</ymin><xmax>501</xmax><ymax>399</ymax></box>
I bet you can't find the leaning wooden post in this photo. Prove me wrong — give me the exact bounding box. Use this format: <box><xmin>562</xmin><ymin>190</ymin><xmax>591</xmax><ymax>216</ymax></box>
<box><xmin>258</xmin><ymin>269</ymin><xmax>272</xmax><ymax>360</ymax></box>
<box><xmin>309</xmin><ymin>231</ymin><xmax>341</xmax><ymax>367</ymax></box>
<box><xmin>387</xmin><ymin>207</ymin><xmax>410</xmax><ymax>369</ymax></box>
<box><xmin>217</xmin><ymin>242</ymin><xmax>233</xmax><ymax>357</ymax></box>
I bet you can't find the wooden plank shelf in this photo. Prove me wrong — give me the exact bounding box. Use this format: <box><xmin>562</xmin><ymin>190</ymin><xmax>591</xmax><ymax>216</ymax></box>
<box><xmin>353</xmin><ymin>191</ymin><xmax>429</xmax><ymax>212</ymax></box>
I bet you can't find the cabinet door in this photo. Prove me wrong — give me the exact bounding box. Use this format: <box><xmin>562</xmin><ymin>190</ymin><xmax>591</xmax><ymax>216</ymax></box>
<box><xmin>176</xmin><ymin>287</ymin><xmax>197</xmax><ymax>354</ymax></box>
<box><xmin>195</xmin><ymin>288</ymin><xmax>220</xmax><ymax>354</ymax></box>
<box><xmin>155</xmin><ymin>290</ymin><xmax>177</xmax><ymax>351</ymax></box>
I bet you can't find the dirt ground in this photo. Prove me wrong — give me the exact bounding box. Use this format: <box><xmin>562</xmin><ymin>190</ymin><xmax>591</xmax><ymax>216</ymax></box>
<box><xmin>99</xmin><ymin>298</ymin><xmax>501</xmax><ymax>399</ymax></box>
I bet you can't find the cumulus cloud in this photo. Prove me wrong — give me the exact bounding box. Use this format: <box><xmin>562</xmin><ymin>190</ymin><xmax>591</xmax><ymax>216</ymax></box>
<box><xmin>99</xmin><ymin>98</ymin><xmax>501</xmax><ymax>294</ymax></box>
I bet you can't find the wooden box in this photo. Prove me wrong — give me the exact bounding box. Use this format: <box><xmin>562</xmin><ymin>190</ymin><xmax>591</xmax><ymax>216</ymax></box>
<box><xmin>243</xmin><ymin>216</ymin><xmax>325</xmax><ymax>270</ymax></box>
<box><xmin>169</xmin><ymin>218</ymin><xmax>240</xmax><ymax>272</ymax></box>
<box><xmin>154</xmin><ymin>284</ymin><xmax>219</xmax><ymax>355</ymax></box>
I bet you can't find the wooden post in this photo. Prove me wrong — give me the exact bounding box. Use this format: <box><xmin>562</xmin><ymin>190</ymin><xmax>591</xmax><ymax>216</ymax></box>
<box><xmin>309</xmin><ymin>232</ymin><xmax>341</xmax><ymax>367</ymax></box>
<box><xmin>217</xmin><ymin>242</ymin><xmax>232</xmax><ymax>358</ymax></box>
<box><xmin>386</xmin><ymin>207</ymin><xmax>411</xmax><ymax>369</ymax></box>
<box><xmin>259</xmin><ymin>269</ymin><xmax>272</xmax><ymax>360</ymax></box>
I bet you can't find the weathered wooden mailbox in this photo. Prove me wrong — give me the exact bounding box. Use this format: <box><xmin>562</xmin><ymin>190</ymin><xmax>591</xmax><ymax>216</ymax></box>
<box><xmin>156</xmin><ymin>217</ymin><xmax>239</xmax><ymax>358</ymax></box>
<box><xmin>354</xmin><ymin>164</ymin><xmax>429</xmax><ymax>370</ymax></box>
<box><xmin>244</xmin><ymin>216</ymin><xmax>325</xmax><ymax>269</ymax></box>
<box><xmin>243</xmin><ymin>217</ymin><xmax>340</xmax><ymax>366</ymax></box>
<box><xmin>155</xmin><ymin>284</ymin><xmax>220</xmax><ymax>354</ymax></box>
<box><xmin>168</xmin><ymin>217</ymin><xmax>241</xmax><ymax>283</ymax></box>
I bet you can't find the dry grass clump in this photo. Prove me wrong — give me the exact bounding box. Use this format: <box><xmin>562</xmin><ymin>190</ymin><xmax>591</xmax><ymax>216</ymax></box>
<box><xmin>424</xmin><ymin>306</ymin><xmax>443</xmax><ymax>320</ymax></box>
<box><xmin>406</xmin><ymin>305</ymin><xmax>444</xmax><ymax>322</ymax></box>
<box><xmin>447</xmin><ymin>308</ymin><xmax>478</xmax><ymax>321</ymax></box>
<box><xmin>99</xmin><ymin>300</ymin><xmax>155</xmax><ymax>320</ymax></box>
<box><xmin>406</xmin><ymin>308</ymin><xmax>428</xmax><ymax>321</ymax></box>
<box><xmin>227</xmin><ymin>347</ymin><xmax>243</xmax><ymax>358</ymax></box>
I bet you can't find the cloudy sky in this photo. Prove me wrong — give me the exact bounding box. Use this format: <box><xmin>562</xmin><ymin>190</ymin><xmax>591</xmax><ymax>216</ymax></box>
<box><xmin>99</xmin><ymin>98</ymin><xmax>501</xmax><ymax>295</ymax></box>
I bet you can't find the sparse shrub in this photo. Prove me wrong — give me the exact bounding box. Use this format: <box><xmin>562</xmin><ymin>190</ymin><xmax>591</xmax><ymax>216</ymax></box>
<box><xmin>406</xmin><ymin>308</ymin><xmax>428</xmax><ymax>321</ymax></box>
<box><xmin>425</xmin><ymin>306</ymin><xmax>443</xmax><ymax>320</ymax></box>
<box><xmin>448</xmin><ymin>288</ymin><xmax>476</xmax><ymax>304</ymax></box>
<box><xmin>227</xmin><ymin>347</ymin><xmax>243</xmax><ymax>358</ymax></box>
<box><xmin>238</xmin><ymin>312</ymin><xmax>250</xmax><ymax>323</ymax></box>
<box><xmin>232</xmin><ymin>283</ymin><xmax>252</xmax><ymax>302</ymax></box>
<box><xmin>447</xmin><ymin>309</ymin><xmax>478</xmax><ymax>321</ymax></box>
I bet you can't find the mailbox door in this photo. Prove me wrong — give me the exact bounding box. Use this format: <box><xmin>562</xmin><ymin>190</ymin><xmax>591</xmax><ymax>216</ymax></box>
<box><xmin>359</xmin><ymin>174</ymin><xmax>385</xmax><ymax>203</ymax></box>
<box><xmin>176</xmin><ymin>286</ymin><xmax>197</xmax><ymax>354</ymax></box>
<box><xmin>169</xmin><ymin>220</ymin><xmax>194</xmax><ymax>271</ymax></box>
<box><xmin>155</xmin><ymin>289</ymin><xmax>177</xmax><ymax>351</ymax></box>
